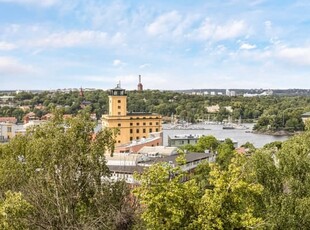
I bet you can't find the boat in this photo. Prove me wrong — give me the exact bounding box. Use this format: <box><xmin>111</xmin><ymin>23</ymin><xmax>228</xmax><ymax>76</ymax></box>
<box><xmin>222</xmin><ymin>123</ymin><xmax>249</xmax><ymax>130</ymax></box>
<box><xmin>222</xmin><ymin>117</ymin><xmax>249</xmax><ymax>130</ymax></box>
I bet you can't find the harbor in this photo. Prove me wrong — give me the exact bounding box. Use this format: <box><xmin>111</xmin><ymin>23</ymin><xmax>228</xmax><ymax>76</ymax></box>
<box><xmin>163</xmin><ymin>123</ymin><xmax>289</xmax><ymax>148</ymax></box>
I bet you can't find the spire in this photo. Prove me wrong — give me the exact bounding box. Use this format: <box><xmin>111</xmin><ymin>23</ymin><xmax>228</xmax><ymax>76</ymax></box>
<box><xmin>79</xmin><ymin>86</ymin><xmax>84</xmax><ymax>97</ymax></box>
<box><xmin>116</xmin><ymin>80</ymin><xmax>121</xmax><ymax>88</ymax></box>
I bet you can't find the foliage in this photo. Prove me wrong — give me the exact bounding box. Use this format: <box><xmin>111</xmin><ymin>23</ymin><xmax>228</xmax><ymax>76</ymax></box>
<box><xmin>133</xmin><ymin>156</ymin><xmax>200</xmax><ymax>230</ymax></box>
<box><xmin>0</xmin><ymin>111</ymin><xmax>134</xmax><ymax>229</ymax></box>
<box><xmin>0</xmin><ymin>191</ymin><xmax>33</xmax><ymax>230</ymax></box>
<box><xmin>196</xmin><ymin>135</ymin><xmax>219</xmax><ymax>152</ymax></box>
<box><xmin>196</xmin><ymin>154</ymin><xmax>264</xmax><ymax>229</ymax></box>
<box><xmin>216</xmin><ymin>140</ymin><xmax>235</xmax><ymax>170</ymax></box>
<box><xmin>2</xmin><ymin>90</ymin><xmax>309</xmax><ymax>132</ymax></box>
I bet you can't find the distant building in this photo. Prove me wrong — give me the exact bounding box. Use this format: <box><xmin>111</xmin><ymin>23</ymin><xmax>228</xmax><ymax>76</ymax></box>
<box><xmin>102</xmin><ymin>83</ymin><xmax>162</xmax><ymax>146</ymax></box>
<box><xmin>0</xmin><ymin>117</ymin><xmax>17</xmax><ymax>124</ymax></box>
<box><xmin>301</xmin><ymin>112</ymin><xmax>310</xmax><ymax>123</ymax></box>
<box><xmin>107</xmin><ymin>151</ymin><xmax>212</xmax><ymax>184</ymax></box>
<box><xmin>206</xmin><ymin>105</ymin><xmax>220</xmax><ymax>113</ymax></box>
<box><xmin>243</xmin><ymin>90</ymin><xmax>273</xmax><ymax>97</ymax></box>
<box><xmin>23</xmin><ymin>112</ymin><xmax>39</xmax><ymax>124</ymax></box>
<box><xmin>0</xmin><ymin>123</ymin><xmax>16</xmax><ymax>141</ymax></box>
<box><xmin>167</xmin><ymin>134</ymin><xmax>238</xmax><ymax>148</ymax></box>
<box><xmin>0</xmin><ymin>117</ymin><xmax>18</xmax><ymax>142</ymax></box>
<box><xmin>137</xmin><ymin>75</ymin><xmax>143</xmax><ymax>91</ymax></box>
<box><xmin>226</xmin><ymin>89</ymin><xmax>236</xmax><ymax>97</ymax></box>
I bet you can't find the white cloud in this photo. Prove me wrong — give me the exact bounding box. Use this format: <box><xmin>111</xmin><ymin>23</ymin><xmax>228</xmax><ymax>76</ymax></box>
<box><xmin>28</xmin><ymin>30</ymin><xmax>124</xmax><ymax>48</ymax></box>
<box><xmin>139</xmin><ymin>63</ymin><xmax>151</xmax><ymax>69</ymax></box>
<box><xmin>146</xmin><ymin>11</ymin><xmax>182</xmax><ymax>36</ymax></box>
<box><xmin>240</xmin><ymin>43</ymin><xmax>256</xmax><ymax>50</ymax></box>
<box><xmin>276</xmin><ymin>46</ymin><xmax>310</xmax><ymax>66</ymax></box>
<box><xmin>0</xmin><ymin>56</ymin><xmax>37</xmax><ymax>75</ymax></box>
<box><xmin>0</xmin><ymin>0</ymin><xmax>59</xmax><ymax>7</ymax></box>
<box><xmin>196</xmin><ymin>19</ymin><xmax>247</xmax><ymax>41</ymax></box>
<box><xmin>0</xmin><ymin>41</ymin><xmax>17</xmax><ymax>50</ymax></box>
<box><xmin>113</xmin><ymin>59</ymin><xmax>126</xmax><ymax>67</ymax></box>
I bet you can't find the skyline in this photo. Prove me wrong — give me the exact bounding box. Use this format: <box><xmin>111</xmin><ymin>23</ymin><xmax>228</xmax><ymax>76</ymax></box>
<box><xmin>0</xmin><ymin>0</ymin><xmax>310</xmax><ymax>90</ymax></box>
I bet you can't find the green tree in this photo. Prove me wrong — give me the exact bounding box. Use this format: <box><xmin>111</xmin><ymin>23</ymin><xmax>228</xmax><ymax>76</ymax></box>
<box><xmin>196</xmin><ymin>135</ymin><xmax>219</xmax><ymax>153</ymax></box>
<box><xmin>216</xmin><ymin>141</ymin><xmax>235</xmax><ymax>170</ymax></box>
<box><xmin>134</xmin><ymin>158</ymin><xmax>200</xmax><ymax>230</ymax></box>
<box><xmin>0</xmin><ymin>191</ymin><xmax>33</xmax><ymax>230</ymax></box>
<box><xmin>195</xmin><ymin>153</ymin><xmax>264</xmax><ymax>229</ymax></box>
<box><xmin>0</xmin><ymin>111</ymin><xmax>134</xmax><ymax>229</ymax></box>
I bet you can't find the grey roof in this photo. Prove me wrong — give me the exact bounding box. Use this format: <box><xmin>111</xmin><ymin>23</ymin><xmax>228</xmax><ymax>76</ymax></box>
<box><xmin>108</xmin><ymin>152</ymin><xmax>211</xmax><ymax>174</ymax></box>
<box><xmin>149</xmin><ymin>152</ymin><xmax>211</xmax><ymax>165</ymax></box>
<box><xmin>108</xmin><ymin>165</ymin><xmax>146</xmax><ymax>174</ymax></box>
<box><xmin>301</xmin><ymin>112</ymin><xmax>310</xmax><ymax>117</ymax></box>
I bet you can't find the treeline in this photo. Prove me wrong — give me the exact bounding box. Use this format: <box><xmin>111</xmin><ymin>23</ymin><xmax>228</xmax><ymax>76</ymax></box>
<box><xmin>1</xmin><ymin>90</ymin><xmax>310</xmax><ymax>131</ymax></box>
<box><xmin>1</xmin><ymin>113</ymin><xmax>310</xmax><ymax>229</ymax></box>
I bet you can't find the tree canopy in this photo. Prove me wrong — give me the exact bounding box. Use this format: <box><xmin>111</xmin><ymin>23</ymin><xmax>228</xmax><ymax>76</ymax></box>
<box><xmin>0</xmin><ymin>111</ymin><xmax>135</xmax><ymax>229</ymax></box>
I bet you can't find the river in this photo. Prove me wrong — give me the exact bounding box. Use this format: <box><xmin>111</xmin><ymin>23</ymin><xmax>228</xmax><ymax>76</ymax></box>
<box><xmin>163</xmin><ymin>123</ymin><xmax>290</xmax><ymax>148</ymax></box>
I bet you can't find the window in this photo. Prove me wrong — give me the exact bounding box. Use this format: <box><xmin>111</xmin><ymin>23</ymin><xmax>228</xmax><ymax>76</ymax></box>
<box><xmin>149</xmin><ymin>122</ymin><xmax>152</xmax><ymax>125</ymax></box>
<box><xmin>7</xmin><ymin>127</ymin><xmax>12</xmax><ymax>132</ymax></box>
<box><xmin>156</xmin><ymin>122</ymin><xmax>159</xmax><ymax>125</ymax></box>
<box><xmin>118</xmin><ymin>123</ymin><xmax>121</xmax><ymax>127</ymax></box>
<box><xmin>136</xmin><ymin>129</ymin><xmax>139</xmax><ymax>133</ymax></box>
<box><xmin>130</xmin><ymin>137</ymin><xmax>133</xmax><ymax>141</ymax></box>
<box><xmin>130</xmin><ymin>123</ymin><xmax>133</xmax><ymax>126</ymax></box>
<box><xmin>136</xmin><ymin>137</ymin><xmax>139</xmax><ymax>140</ymax></box>
<box><xmin>156</xmin><ymin>128</ymin><xmax>159</xmax><ymax>132</ymax></box>
<box><xmin>118</xmin><ymin>100</ymin><xmax>121</xmax><ymax>103</ymax></box>
<box><xmin>130</xmin><ymin>129</ymin><xmax>133</xmax><ymax>134</ymax></box>
<box><xmin>118</xmin><ymin>140</ymin><xmax>121</xmax><ymax>143</ymax></box>
<box><xmin>118</xmin><ymin>106</ymin><xmax>121</xmax><ymax>109</ymax></box>
<box><xmin>143</xmin><ymin>129</ymin><xmax>146</xmax><ymax>133</ymax></box>
<box><xmin>149</xmin><ymin>128</ymin><xmax>152</xmax><ymax>133</ymax></box>
<box><xmin>118</xmin><ymin>112</ymin><xmax>121</xmax><ymax>115</ymax></box>
<box><xmin>143</xmin><ymin>122</ymin><xmax>146</xmax><ymax>125</ymax></box>
<box><xmin>136</xmin><ymin>123</ymin><xmax>139</xmax><ymax>126</ymax></box>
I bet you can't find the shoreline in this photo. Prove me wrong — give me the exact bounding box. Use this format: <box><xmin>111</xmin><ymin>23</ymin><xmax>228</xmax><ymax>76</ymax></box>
<box><xmin>252</xmin><ymin>130</ymin><xmax>299</xmax><ymax>136</ymax></box>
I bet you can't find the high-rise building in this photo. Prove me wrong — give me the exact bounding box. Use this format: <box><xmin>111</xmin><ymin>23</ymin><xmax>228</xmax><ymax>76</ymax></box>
<box><xmin>102</xmin><ymin>83</ymin><xmax>162</xmax><ymax>146</ymax></box>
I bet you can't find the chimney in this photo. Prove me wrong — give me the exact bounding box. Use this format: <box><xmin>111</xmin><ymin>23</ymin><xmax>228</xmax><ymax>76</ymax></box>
<box><xmin>137</xmin><ymin>75</ymin><xmax>143</xmax><ymax>91</ymax></box>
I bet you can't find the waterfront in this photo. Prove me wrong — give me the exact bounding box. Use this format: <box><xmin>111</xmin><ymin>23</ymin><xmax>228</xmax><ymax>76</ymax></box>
<box><xmin>163</xmin><ymin>123</ymin><xmax>290</xmax><ymax>148</ymax></box>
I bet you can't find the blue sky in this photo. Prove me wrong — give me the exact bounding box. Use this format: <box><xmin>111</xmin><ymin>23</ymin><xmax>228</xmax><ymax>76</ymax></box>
<box><xmin>0</xmin><ymin>0</ymin><xmax>309</xmax><ymax>90</ymax></box>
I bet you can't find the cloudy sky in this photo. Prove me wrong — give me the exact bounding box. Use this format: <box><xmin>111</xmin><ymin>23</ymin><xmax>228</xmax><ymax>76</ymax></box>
<box><xmin>0</xmin><ymin>0</ymin><xmax>309</xmax><ymax>90</ymax></box>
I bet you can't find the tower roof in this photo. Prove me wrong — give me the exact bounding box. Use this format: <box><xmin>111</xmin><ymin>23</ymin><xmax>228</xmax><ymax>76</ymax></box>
<box><xmin>110</xmin><ymin>82</ymin><xmax>127</xmax><ymax>96</ymax></box>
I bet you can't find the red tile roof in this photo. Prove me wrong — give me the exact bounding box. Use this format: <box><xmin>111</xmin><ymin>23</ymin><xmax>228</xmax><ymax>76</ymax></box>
<box><xmin>0</xmin><ymin>117</ymin><xmax>17</xmax><ymax>124</ymax></box>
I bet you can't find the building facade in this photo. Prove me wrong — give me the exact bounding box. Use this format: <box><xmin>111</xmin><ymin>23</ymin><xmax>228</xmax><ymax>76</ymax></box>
<box><xmin>102</xmin><ymin>84</ymin><xmax>162</xmax><ymax>146</ymax></box>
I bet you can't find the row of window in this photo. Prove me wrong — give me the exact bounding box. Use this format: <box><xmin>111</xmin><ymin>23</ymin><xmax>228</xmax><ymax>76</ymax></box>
<box><xmin>117</xmin><ymin>122</ymin><xmax>159</xmax><ymax>127</ymax></box>
<box><xmin>129</xmin><ymin>128</ymin><xmax>159</xmax><ymax>133</ymax></box>
<box><xmin>129</xmin><ymin>117</ymin><xmax>159</xmax><ymax>120</ymax></box>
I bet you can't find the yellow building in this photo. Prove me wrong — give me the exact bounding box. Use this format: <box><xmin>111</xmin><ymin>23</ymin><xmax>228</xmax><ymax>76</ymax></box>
<box><xmin>102</xmin><ymin>84</ymin><xmax>162</xmax><ymax>146</ymax></box>
<box><xmin>0</xmin><ymin>122</ymin><xmax>15</xmax><ymax>141</ymax></box>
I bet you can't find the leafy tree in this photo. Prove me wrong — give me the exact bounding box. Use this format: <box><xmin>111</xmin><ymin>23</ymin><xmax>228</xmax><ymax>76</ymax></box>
<box><xmin>196</xmin><ymin>135</ymin><xmax>219</xmax><ymax>153</ymax></box>
<box><xmin>0</xmin><ymin>111</ymin><xmax>134</xmax><ymax>229</ymax></box>
<box><xmin>216</xmin><ymin>141</ymin><xmax>235</xmax><ymax>170</ymax></box>
<box><xmin>0</xmin><ymin>191</ymin><xmax>33</xmax><ymax>230</ymax></box>
<box><xmin>134</xmin><ymin>157</ymin><xmax>200</xmax><ymax>230</ymax></box>
<box><xmin>195</xmin><ymin>153</ymin><xmax>264</xmax><ymax>229</ymax></box>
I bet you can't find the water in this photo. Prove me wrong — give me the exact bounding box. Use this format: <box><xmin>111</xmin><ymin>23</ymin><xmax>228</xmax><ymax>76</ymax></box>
<box><xmin>163</xmin><ymin>123</ymin><xmax>290</xmax><ymax>148</ymax></box>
